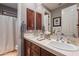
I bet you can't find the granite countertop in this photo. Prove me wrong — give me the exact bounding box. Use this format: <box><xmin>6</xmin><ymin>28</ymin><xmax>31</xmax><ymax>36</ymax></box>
<box><xmin>24</xmin><ymin>33</ymin><xmax>79</xmax><ymax>56</ymax></box>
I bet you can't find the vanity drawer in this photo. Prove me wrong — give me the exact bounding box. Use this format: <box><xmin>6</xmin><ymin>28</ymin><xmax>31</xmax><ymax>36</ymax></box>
<box><xmin>31</xmin><ymin>43</ymin><xmax>40</xmax><ymax>53</ymax></box>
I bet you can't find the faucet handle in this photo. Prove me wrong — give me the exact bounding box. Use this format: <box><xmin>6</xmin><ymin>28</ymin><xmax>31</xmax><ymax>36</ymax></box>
<box><xmin>60</xmin><ymin>37</ymin><xmax>65</xmax><ymax>42</ymax></box>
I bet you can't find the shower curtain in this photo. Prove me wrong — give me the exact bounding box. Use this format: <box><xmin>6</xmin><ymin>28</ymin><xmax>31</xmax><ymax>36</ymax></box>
<box><xmin>0</xmin><ymin>15</ymin><xmax>16</xmax><ymax>54</ymax></box>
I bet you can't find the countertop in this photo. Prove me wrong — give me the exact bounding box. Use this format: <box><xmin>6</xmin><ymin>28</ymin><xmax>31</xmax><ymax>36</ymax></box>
<box><xmin>24</xmin><ymin>33</ymin><xmax>79</xmax><ymax>56</ymax></box>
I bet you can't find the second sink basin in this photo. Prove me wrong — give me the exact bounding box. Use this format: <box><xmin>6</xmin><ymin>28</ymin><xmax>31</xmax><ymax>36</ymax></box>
<box><xmin>48</xmin><ymin>41</ymin><xmax>79</xmax><ymax>51</ymax></box>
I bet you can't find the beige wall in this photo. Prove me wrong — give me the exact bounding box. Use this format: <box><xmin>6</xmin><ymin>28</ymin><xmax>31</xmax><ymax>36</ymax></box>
<box><xmin>21</xmin><ymin>3</ymin><xmax>51</xmax><ymax>31</ymax></box>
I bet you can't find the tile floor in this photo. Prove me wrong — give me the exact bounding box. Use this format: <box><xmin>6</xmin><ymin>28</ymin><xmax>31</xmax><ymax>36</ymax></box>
<box><xmin>0</xmin><ymin>50</ymin><xmax>17</xmax><ymax>56</ymax></box>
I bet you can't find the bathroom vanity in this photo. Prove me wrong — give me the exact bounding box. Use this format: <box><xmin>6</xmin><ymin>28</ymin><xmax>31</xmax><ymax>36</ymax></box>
<box><xmin>23</xmin><ymin>4</ymin><xmax>79</xmax><ymax>56</ymax></box>
<box><xmin>24</xmin><ymin>39</ymin><xmax>55</xmax><ymax>56</ymax></box>
<box><xmin>24</xmin><ymin>32</ymin><xmax>79</xmax><ymax>56</ymax></box>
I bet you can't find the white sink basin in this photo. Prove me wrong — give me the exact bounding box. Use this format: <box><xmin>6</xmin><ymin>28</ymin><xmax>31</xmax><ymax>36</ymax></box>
<box><xmin>48</xmin><ymin>41</ymin><xmax>79</xmax><ymax>51</ymax></box>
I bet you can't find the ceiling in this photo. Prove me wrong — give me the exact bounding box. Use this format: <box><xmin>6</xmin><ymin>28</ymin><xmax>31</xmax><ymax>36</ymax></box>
<box><xmin>42</xmin><ymin>3</ymin><xmax>65</xmax><ymax>11</ymax></box>
<box><xmin>1</xmin><ymin>3</ymin><xmax>75</xmax><ymax>10</ymax></box>
<box><xmin>1</xmin><ymin>3</ymin><xmax>17</xmax><ymax>9</ymax></box>
<box><xmin>1</xmin><ymin>3</ymin><xmax>61</xmax><ymax>10</ymax></box>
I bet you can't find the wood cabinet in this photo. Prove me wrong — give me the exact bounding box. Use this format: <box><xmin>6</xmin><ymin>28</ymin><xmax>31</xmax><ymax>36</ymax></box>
<box><xmin>24</xmin><ymin>39</ymin><xmax>31</xmax><ymax>56</ymax></box>
<box><xmin>24</xmin><ymin>39</ymin><xmax>56</xmax><ymax>56</ymax></box>
<box><xmin>31</xmin><ymin>43</ymin><xmax>40</xmax><ymax>56</ymax></box>
<box><xmin>27</xmin><ymin>8</ymin><xmax>42</xmax><ymax>30</ymax></box>
<box><xmin>40</xmin><ymin>48</ymin><xmax>55</xmax><ymax>56</ymax></box>
<box><xmin>31</xmin><ymin>43</ymin><xmax>40</xmax><ymax>53</ymax></box>
<box><xmin>27</xmin><ymin>8</ymin><xmax>35</xmax><ymax>30</ymax></box>
<box><xmin>36</xmin><ymin>12</ymin><xmax>42</xmax><ymax>30</ymax></box>
<box><xmin>31</xmin><ymin>50</ymin><xmax>40</xmax><ymax>56</ymax></box>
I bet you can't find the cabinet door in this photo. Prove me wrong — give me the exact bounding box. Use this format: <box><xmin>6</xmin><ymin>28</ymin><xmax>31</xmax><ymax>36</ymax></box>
<box><xmin>36</xmin><ymin>12</ymin><xmax>42</xmax><ymax>30</ymax></box>
<box><xmin>24</xmin><ymin>39</ymin><xmax>31</xmax><ymax>56</ymax></box>
<box><xmin>31</xmin><ymin>43</ymin><xmax>40</xmax><ymax>53</ymax></box>
<box><xmin>31</xmin><ymin>50</ymin><xmax>40</xmax><ymax>56</ymax></box>
<box><xmin>27</xmin><ymin>8</ymin><xmax>35</xmax><ymax>30</ymax></box>
<box><xmin>25</xmin><ymin>47</ymin><xmax>31</xmax><ymax>56</ymax></box>
<box><xmin>31</xmin><ymin>43</ymin><xmax>40</xmax><ymax>56</ymax></box>
<box><xmin>41</xmin><ymin>48</ymin><xmax>56</xmax><ymax>56</ymax></box>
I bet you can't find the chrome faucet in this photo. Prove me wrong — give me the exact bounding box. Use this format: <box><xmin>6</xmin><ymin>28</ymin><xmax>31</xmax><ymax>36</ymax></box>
<box><xmin>60</xmin><ymin>36</ymin><xmax>64</xmax><ymax>42</ymax></box>
<box><xmin>56</xmin><ymin>33</ymin><xmax>65</xmax><ymax>42</ymax></box>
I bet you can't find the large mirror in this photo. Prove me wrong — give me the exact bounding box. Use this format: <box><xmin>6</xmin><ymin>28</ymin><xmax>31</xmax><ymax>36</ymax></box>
<box><xmin>51</xmin><ymin>4</ymin><xmax>79</xmax><ymax>38</ymax></box>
